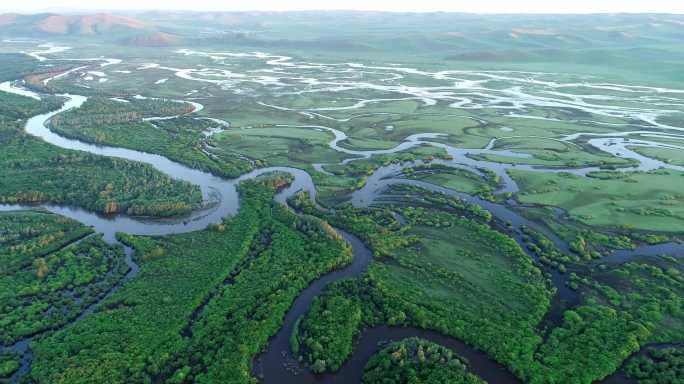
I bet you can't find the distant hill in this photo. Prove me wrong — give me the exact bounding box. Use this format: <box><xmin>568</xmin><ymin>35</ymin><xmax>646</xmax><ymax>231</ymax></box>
<box><xmin>122</xmin><ymin>31</ymin><xmax>179</xmax><ymax>46</ymax></box>
<box><xmin>0</xmin><ymin>13</ymin><xmax>149</xmax><ymax>36</ymax></box>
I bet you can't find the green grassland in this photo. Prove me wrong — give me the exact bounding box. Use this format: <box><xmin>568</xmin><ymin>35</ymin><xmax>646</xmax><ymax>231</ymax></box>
<box><xmin>212</xmin><ymin>126</ymin><xmax>350</xmax><ymax>167</ymax></box>
<box><xmin>481</xmin><ymin>137</ymin><xmax>637</xmax><ymax>168</ymax></box>
<box><xmin>403</xmin><ymin>165</ymin><xmax>498</xmax><ymax>196</ymax></box>
<box><xmin>632</xmin><ymin>146</ymin><xmax>684</xmax><ymax>167</ymax></box>
<box><xmin>511</xmin><ymin>170</ymin><xmax>684</xmax><ymax>232</ymax></box>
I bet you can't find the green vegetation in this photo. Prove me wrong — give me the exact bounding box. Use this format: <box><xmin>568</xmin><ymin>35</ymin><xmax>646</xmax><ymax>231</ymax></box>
<box><xmin>49</xmin><ymin>97</ymin><xmax>254</xmax><ymax>178</ymax></box>
<box><xmin>0</xmin><ymin>210</ymin><xmax>93</xmax><ymax>272</ymax></box>
<box><xmin>540</xmin><ymin>259</ymin><xmax>684</xmax><ymax>384</ymax></box>
<box><xmin>0</xmin><ymin>210</ymin><xmax>127</xmax><ymax>345</ymax></box>
<box><xmin>474</xmin><ymin>137</ymin><xmax>635</xmax><ymax>168</ymax></box>
<box><xmin>293</xmin><ymin>199</ymin><xmax>552</xmax><ymax>378</ymax></box>
<box><xmin>293</xmin><ymin>188</ymin><xmax>684</xmax><ymax>383</ymax></box>
<box><xmin>51</xmin><ymin>96</ymin><xmax>194</xmax><ymax>124</ymax></box>
<box><xmin>28</xmin><ymin>178</ymin><xmax>351</xmax><ymax>384</ymax></box>
<box><xmin>3</xmin><ymin>13</ymin><xmax>684</xmax><ymax>383</ymax></box>
<box><xmin>632</xmin><ymin>147</ymin><xmax>684</xmax><ymax>167</ymax></box>
<box><xmin>363</xmin><ymin>338</ymin><xmax>486</xmax><ymax>384</ymax></box>
<box><xmin>511</xmin><ymin>170</ymin><xmax>684</xmax><ymax>232</ymax></box>
<box><xmin>0</xmin><ymin>53</ymin><xmax>43</xmax><ymax>82</ymax></box>
<box><xmin>299</xmin><ymin>293</ymin><xmax>362</xmax><ymax>372</ymax></box>
<box><xmin>312</xmin><ymin>146</ymin><xmax>450</xmax><ymax>205</ymax></box>
<box><xmin>0</xmin><ymin>352</ymin><xmax>20</xmax><ymax>381</ymax></box>
<box><xmin>1</xmin><ymin>235</ymin><xmax>127</xmax><ymax>345</ymax></box>
<box><xmin>0</xmin><ymin>92</ymin><xmax>201</xmax><ymax>216</ymax></box>
<box><xmin>212</xmin><ymin>126</ymin><xmax>349</xmax><ymax>168</ymax></box>
<box><xmin>572</xmin><ymin>259</ymin><xmax>684</xmax><ymax>343</ymax></box>
<box><xmin>625</xmin><ymin>346</ymin><xmax>683</xmax><ymax>384</ymax></box>
<box><xmin>516</xmin><ymin>206</ymin><xmax>673</xmax><ymax>261</ymax></box>
<box><xmin>402</xmin><ymin>164</ymin><xmax>498</xmax><ymax>198</ymax></box>
<box><xmin>521</xmin><ymin>226</ymin><xmax>572</xmax><ymax>272</ymax></box>
<box><xmin>519</xmin><ymin>222</ymin><xmax>638</xmax><ymax>272</ymax></box>
<box><xmin>533</xmin><ymin>303</ymin><xmax>651</xmax><ymax>383</ymax></box>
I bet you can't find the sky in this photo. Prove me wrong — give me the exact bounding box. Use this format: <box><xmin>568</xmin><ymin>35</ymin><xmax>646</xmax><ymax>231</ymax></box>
<box><xmin>3</xmin><ymin>0</ymin><xmax>684</xmax><ymax>14</ymax></box>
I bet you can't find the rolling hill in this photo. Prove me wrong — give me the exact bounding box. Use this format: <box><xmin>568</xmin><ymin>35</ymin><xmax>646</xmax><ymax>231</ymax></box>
<box><xmin>0</xmin><ymin>12</ymin><xmax>149</xmax><ymax>37</ymax></box>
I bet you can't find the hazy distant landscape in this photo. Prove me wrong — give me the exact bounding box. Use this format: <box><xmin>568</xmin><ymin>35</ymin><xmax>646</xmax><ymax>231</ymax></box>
<box><xmin>0</xmin><ymin>9</ymin><xmax>682</xmax><ymax>384</ymax></box>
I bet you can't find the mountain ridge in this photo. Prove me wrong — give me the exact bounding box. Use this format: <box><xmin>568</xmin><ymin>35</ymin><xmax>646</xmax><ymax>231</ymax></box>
<box><xmin>0</xmin><ymin>12</ymin><xmax>149</xmax><ymax>36</ymax></box>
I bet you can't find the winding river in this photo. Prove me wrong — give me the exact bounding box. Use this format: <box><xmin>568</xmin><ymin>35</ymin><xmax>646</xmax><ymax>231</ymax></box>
<box><xmin>1</xmin><ymin>64</ymin><xmax>683</xmax><ymax>383</ymax></box>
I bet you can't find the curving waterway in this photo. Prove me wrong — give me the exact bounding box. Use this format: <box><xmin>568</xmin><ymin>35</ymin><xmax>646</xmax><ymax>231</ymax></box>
<box><xmin>1</xmin><ymin>65</ymin><xmax>683</xmax><ymax>383</ymax></box>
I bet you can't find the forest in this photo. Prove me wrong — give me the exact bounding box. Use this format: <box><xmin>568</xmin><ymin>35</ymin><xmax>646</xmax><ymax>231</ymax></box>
<box><xmin>0</xmin><ymin>92</ymin><xmax>201</xmax><ymax>216</ymax></box>
<box><xmin>625</xmin><ymin>345</ymin><xmax>683</xmax><ymax>383</ymax></box>
<box><xmin>26</xmin><ymin>177</ymin><xmax>352</xmax><ymax>384</ymax></box>
<box><xmin>362</xmin><ymin>338</ymin><xmax>485</xmax><ymax>384</ymax></box>
<box><xmin>1</xmin><ymin>232</ymin><xmax>127</xmax><ymax>345</ymax></box>
<box><xmin>0</xmin><ymin>53</ymin><xmax>41</xmax><ymax>83</ymax></box>
<box><xmin>49</xmin><ymin>97</ymin><xmax>255</xmax><ymax>178</ymax></box>
<box><xmin>0</xmin><ymin>210</ymin><xmax>108</xmax><ymax>344</ymax></box>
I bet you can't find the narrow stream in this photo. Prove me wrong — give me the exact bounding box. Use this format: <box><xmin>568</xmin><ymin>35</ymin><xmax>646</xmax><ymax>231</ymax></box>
<box><xmin>1</xmin><ymin>77</ymin><xmax>682</xmax><ymax>383</ymax></box>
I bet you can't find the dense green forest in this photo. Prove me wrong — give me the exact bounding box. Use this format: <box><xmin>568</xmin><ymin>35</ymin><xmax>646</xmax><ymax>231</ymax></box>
<box><xmin>525</xmin><ymin>257</ymin><xmax>683</xmax><ymax>383</ymax></box>
<box><xmin>0</xmin><ymin>351</ymin><xmax>20</xmax><ymax>381</ymax></box>
<box><xmin>49</xmin><ymin>97</ymin><xmax>254</xmax><ymax>178</ymax></box>
<box><xmin>0</xmin><ymin>92</ymin><xmax>201</xmax><ymax>216</ymax></box>
<box><xmin>0</xmin><ymin>210</ymin><xmax>129</xmax><ymax>345</ymax></box>
<box><xmin>625</xmin><ymin>345</ymin><xmax>683</xmax><ymax>384</ymax></box>
<box><xmin>363</xmin><ymin>338</ymin><xmax>486</xmax><ymax>384</ymax></box>
<box><xmin>27</xmin><ymin>177</ymin><xmax>351</xmax><ymax>384</ymax></box>
<box><xmin>1</xmin><ymin>235</ymin><xmax>127</xmax><ymax>345</ymax></box>
<box><xmin>536</xmin><ymin>259</ymin><xmax>684</xmax><ymax>383</ymax></box>
<box><xmin>0</xmin><ymin>210</ymin><xmax>93</xmax><ymax>272</ymax></box>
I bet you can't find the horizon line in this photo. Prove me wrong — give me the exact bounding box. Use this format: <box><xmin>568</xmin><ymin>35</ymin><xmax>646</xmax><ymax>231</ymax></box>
<box><xmin>2</xmin><ymin>9</ymin><xmax>684</xmax><ymax>15</ymax></box>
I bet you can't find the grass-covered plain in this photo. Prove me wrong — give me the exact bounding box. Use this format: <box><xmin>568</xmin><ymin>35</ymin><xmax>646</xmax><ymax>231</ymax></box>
<box><xmin>511</xmin><ymin>170</ymin><xmax>684</xmax><ymax>232</ymax></box>
<box><xmin>480</xmin><ymin>137</ymin><xmax>636</xmax><ymax>168</ymax></box>
<box><xmin>212</xmin><ymin>126</ymin><xmax>350</xmax><ymax>168</ymax></box>
<box><xmin>402</xmin><ymin>164</ymin><xmax>498</xmax><ymax>197</ymax></box>
<box><xmin>632</xmin><ymin>146</ymin><xmax>684</xmax><ymax>167</ymax></box>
